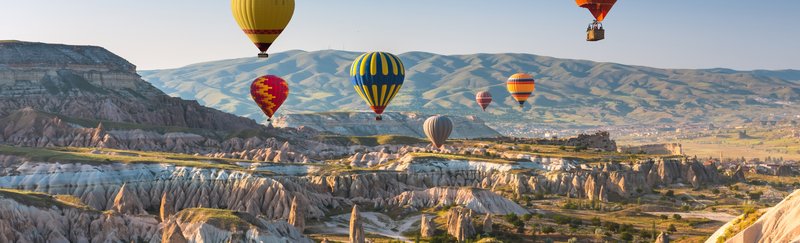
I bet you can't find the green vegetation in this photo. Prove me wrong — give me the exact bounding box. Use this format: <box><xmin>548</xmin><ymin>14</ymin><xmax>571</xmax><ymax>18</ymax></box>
<box><xmin>715</xmin><ymin>208</ymin><xmax>765</xmax><ymax>243</ymax></box>
<box><xmin>0</xmin><ymin>188</ymin><xmax>95</xmax><ymax>211</ymax></box>
<box><xmin>176</xmin><ymin>208</ymin><xmax>261</xmax><ymax>230</ymax></box>
<box><xmin>0</xmin><ymin>145</ymin><xmax>244</xmax><ymax>171</ymax></box>
<box><xmin>316</xmin><ymin>135</ymin><xmax>425</xmax><ymax>146</ymax></box>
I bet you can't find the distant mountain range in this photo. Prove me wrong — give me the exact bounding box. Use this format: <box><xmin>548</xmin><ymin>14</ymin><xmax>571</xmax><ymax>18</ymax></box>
<box><xmin>139</xmin><ymin>50</ymin><xmax>800</xmax><ymax>126</ymax></box>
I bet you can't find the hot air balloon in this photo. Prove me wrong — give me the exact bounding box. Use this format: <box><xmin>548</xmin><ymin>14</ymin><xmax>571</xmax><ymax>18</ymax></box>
<box><xmin>475</xmin><ymin>91</ymin><xmax>493</xmax><ymax>111</ymax></box>
<box><xmin>350</xmin><ymin>52</ymin><xmax>405</xmax><ymax>121</ymax></box>
<box><xmin>576</xmin><ymin>0</ymin><xmax>617</xmax><ymax>41</ymax></box>
<box><xmin>231</xmin><ymin>0</ymin><xmax>295</xmax><ymax>58</ymax></box>
<box><xmin>250</xmin><ymin>75</ymin><xmax>289</xmax><ymax>122</ymax></box>
<box><xmin>424</xmin><ymin>115</ymin><xmax>453</xmax><ymax>149</ymax></box>
<box><xmin>506</xmin><ymin>73</ymin><xmax>535</xmax><ymax>108</ymax></box>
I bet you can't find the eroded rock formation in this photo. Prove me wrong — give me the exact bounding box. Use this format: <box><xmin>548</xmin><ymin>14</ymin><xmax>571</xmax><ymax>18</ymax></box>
<box><xmin>446</xmin><ymin>207</ymin><xmax>475</xmax><ymax>242</ymax></box>
<box><xmin>421</xmin><ymin>214</ymin><xmax>436</xmax><ymax>238</ymax></box>
<box><xmin>349</xmin><ymin>205</ymin><xmax>365</xmax><ymax>243</ymax></box>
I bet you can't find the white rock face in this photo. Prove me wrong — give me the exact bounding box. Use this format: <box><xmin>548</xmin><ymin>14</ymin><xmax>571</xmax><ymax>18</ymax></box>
<box><xmin>0</xmin><ymin>196</ymin><xmax>160</xmax><ymax>242</ymax></box>
<box><xmin>707</xmin><ymin>189</ymin><xmax>800</xmax><ymax>243</ymax></box>
<box><xmin>392</xmin><ymin>187</ymin><xmax>528</xmax><ymax>215</ymax></box>
<box><xmin>175</xmin><ymin>209</ymin><xmax>312</xmax><ymax>243</ymax></box>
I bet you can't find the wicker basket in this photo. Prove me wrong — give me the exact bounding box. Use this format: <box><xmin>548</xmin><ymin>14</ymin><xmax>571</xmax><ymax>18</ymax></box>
<box><xmin>587</xmin><ymin>28</ymin><xmax>605</xmax><ymax>41</ymax></box>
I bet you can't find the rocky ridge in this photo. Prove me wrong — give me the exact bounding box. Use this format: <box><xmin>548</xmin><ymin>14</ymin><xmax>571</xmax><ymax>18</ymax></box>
<box><xmin>274</xmin><ymin>112</ymin><xmax>501</xmax><ymax>139</ymax></box>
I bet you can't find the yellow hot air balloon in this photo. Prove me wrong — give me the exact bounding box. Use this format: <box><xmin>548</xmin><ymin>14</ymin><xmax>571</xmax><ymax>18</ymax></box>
<box><xmin>506</xmin><ymin>73</ymin><xmax>535</xmax><ymax>107</ymax></box>
<box><xmin>231</xmin><ymin>0</ymin><xmax>295</xmax><ymax>58</ymax></box>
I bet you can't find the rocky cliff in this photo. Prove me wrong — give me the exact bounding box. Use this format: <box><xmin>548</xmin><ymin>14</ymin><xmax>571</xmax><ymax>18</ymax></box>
<box><xmin>707</xmin><ymin>189</ymin><xmax>800</xmax><ymax>243</ymax></box>
<box><xmin>273</xmin><ymin>112</ymin><xmax>501</xmax><ymax>139</ymax></box>
<box><xmin>0</xmin><ymin>41</ymin><xmax>260</xmax><ymax>132</ymax></box>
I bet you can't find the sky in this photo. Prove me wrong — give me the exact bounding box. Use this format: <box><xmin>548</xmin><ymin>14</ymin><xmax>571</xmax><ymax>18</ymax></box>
<box><xmin>1</xmin><ymin>1</ymin><xmax>798</xmax><ymax>70</ymax></box>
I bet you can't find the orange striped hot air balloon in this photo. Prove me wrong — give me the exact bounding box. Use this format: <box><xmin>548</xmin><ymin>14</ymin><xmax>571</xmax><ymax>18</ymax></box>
<box><xmin>576</xmin><ymin>0</ymin><xmax>617</xmax><ymax>22</ymax></box>
<box><xmin>232</xmin><ymin>0</ymin><xmax>295</xmax><ymax>58</ymax></box>
<box><xmin>506</xmin><ymin>73</ymin><xmax>535</xmax><ymax>108</ymax></box>
<box><xmin>475</xmin><ymin>91</ymin><xmax>493</xmax><ymax>111</ymax></box>
<box><xmin>250</xmin><ymin>75</ymin><xmax>289</xmax><ymax>122</ymax></box>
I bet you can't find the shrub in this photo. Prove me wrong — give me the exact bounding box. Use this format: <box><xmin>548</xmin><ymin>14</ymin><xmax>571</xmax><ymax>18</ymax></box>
<box><xmin>673</xmin><ymin>214</ymin><xmax>682</xmax><ymax>220</ymax></box>
<box><xmin>665</xmin><ymin>190</ymin><xmax>675</xmax><ymax>197</ymax></box>
<box><xmin>668</xmin><ymin>224</ymin><xmax>677</xmax><ymax>232</ymax></box>
<box><xmin>621</xmin><ymin>232</ymin><xmax>633</xmax><ymax>241</ymax></box>
<box><xmin>591</xmin><ymin>217</ymin><xmax>601</xmax><ymax>226</ymax></box>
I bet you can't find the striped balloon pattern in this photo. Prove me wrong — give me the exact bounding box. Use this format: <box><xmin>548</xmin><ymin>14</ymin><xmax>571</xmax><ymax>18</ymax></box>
<box><xmin>250</xmin><ymin>75</ymin><xmax>289</xmax><ymax>121</ymax></box>
<box><xmin>350</xmin><ymin>52</ymin><xmax>405</xmax><ymax>120</ymax></box>
<box><xmin>423</xmin><ymin>115</ymin><xmax>453</xmax><ymax>149</ymax></box>
<box><xmin>231</xmin><ymin>0</ymin><xmax>295</xmax><ymax>57</ymax></box>
<box><xmin>506</xmin><ymin>73</ymin><xmax>536</xmax><ymax>107</ymax></box>
<box><xmin>475</xmin><ymin>91</ymin><xmax>493</xmax><ymax>111</ymax></box>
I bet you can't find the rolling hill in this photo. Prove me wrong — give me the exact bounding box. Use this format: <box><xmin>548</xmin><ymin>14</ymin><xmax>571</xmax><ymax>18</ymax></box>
<box><xmin>139</xmin><ymin>50</ymin><xmax>800</xmax><ymax>126</ymax></box>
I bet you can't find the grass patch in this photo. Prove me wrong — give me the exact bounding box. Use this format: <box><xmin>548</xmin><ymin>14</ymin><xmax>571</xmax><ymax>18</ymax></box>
<box><xmin>0</xmin><ymin>188</ymin><xmax>95</xmax><ymax>211</ymax></box>
<box><xmin>315</xmin><ymin>135</ymin><xmax>425</xmax><ymax>147</ymax></box>
<box><xmin>0</xmin><ymin>145</ymin><xmax>244</xmax><ymax>171</ymax></box>
<box><xmin>408</xmin><ymin>152</ymin><xmax>516</xmax><ymax>164</ymax></box>
<box><xmin>176</xmin><ymin>208</ymin><xmax>262</xmax><ymax>230</ymax></box>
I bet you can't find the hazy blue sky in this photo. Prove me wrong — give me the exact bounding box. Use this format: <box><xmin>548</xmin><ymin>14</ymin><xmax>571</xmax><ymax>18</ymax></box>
<box><xmin>1</xmin><ymin>1</ymin><xmax>798</xmax><ymax>70</ymax></box>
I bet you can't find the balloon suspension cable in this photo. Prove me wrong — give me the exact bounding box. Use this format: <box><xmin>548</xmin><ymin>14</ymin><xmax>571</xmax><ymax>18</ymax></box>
<box><xmin>258</xmin><ymin>52</ymin><xmax>269</xmax><ymax>58</ymax></box>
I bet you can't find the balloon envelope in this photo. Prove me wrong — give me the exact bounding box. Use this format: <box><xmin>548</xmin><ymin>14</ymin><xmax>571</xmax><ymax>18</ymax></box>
<box><xmin>506</xmin><ymin>73</ymin><xmax>535</xmax><ymax>107</ymax></box>
<box><xmin>250</xmin><ymin>75</ymin><xmax>289</xmax><ymax>121</ymax></box>
<box><xmin>423</xmin><ymin>115</ymin><xmax>453</xmax><ymax>149</ymax></box>
<box><xmin>231</xmin><ymin>0</ymin><xmax>295</xmax><ymax>57</ymax></box>
<box><xmin>575</xmin><ymin>0</ymin><xmax>616</xmax><ymax>22</ymax></box>
<box><xmin>475</xmin><ymin>91</ymin><xmax>493</xmax><ymax>111</ymax></box>
<box><xmin>350</xmin><ymin>52</ymin><xmax>406</xmax><ymax>120</ymax></box>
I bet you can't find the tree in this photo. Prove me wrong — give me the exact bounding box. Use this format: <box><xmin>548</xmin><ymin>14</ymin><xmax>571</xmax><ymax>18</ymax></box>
<box><xmin>749</xmin><ymin>191</ymin><xmax>763</xmax><ymax>201</ymax></box>
<box><xmin>668</xmin><ymin>224</ymin><xmax>677</xmax><ymax>232</ymax></box>
<box><xmin>620</xmin><ymin>232</ymin><xmax>633</xmax><ymax>241</ymax></box>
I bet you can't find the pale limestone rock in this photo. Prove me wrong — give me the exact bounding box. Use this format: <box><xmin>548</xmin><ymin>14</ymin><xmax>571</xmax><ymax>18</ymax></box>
<box><xmin>655</xmin><ymin>231</ymin><xmax>669</xmax><ymax>243</ymax></box>
<box><xmin>446</xmin><ymin>207</ymin><xmax>475</xmax><ymax>242</ymax></box>
<box><xmin>160</xmin><ymin>192</ymin><xmax>175</xmax><ymax>222</ymax></box>
<box><xmin>349</xmin><ymin>205</ymin><xmax>365</xmax><ymax>243</ymax></box>
<box><xmin>482</xmin><ymin>214</ymin><xmax>493</xmax><ymax>234</ymax></box>
<box><xmin>162</xmin><ymin>218</ymin><xmax>188</xmax><ymax>243</ymax></box>
<box><xmin>112</xmin><ymin>183</ymin><xmax>146</xmax><ymax>215</ymax></box>
<box><xmin>420</xmin><ymin>214</ymin><xmax>436</xmax><ymax>238</ymax></box>
<box><xmin>708</xmin><ymin>189</ymin><xmax>800</xmax><ymax>243</ymax></box>
<box><xmin>288</xmin><ymin>195</ymin><xmax>306</xmax><ymax>232</ymax></box>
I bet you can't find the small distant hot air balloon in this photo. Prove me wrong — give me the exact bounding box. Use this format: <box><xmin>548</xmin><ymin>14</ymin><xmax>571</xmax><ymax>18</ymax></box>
<box><xmin>506</xmin><ymin>73</ymin><xmax>535</xmax><ymax>108</ymax></box>
<box><xmin>231</xmin><ymin>0</ymin><xmax>295</xmax><ymax>58</ymax></box>
<box><xmin>423</xmin><ymin>115</ymin><xmax>453</xmax><ymax>149</ymax></box>
<box><xmin>475</xmin><ymin>91</ymin><xmax>493</xmax><ymax>111</ymax></box>
<box><xmin>350</xmin><ymin>52</ymin><xmax>405</xmax><ymax>121</ymax></box>
<box><xmin>250</xmin><ymin>75</ymin><xmax>289</xmax><ymax>122</ymax></box>
<box><xmin>576</xmin><ymin>0</ymin><xmax>617</xmax><ymax>41</ymax></box>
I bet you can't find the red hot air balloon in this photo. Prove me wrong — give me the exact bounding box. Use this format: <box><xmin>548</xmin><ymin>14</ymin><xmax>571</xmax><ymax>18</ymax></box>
<box><xmin>576</xmin><ymin>0</ymin><xmax>616</xmax><ymax>22</ymax></box>
<box><xmin>250</xmin><ymin>75</ymin><xmax>289</xmax><ymax>122</ymax></box>
<box><xmin>475</xmin><ymin>91</ymin><xmax>493</xmax><ymax>111</ymax></box>
<box><xmin>576</xmin><ymin>0</ymin><xmax>617</xmax><ymax>41</ymax></box>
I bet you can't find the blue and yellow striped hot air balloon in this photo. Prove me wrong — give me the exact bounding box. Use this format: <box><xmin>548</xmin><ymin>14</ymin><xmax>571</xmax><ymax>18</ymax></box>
<box><xmin>350</xmin><ymin>52</ymin><xmax>405</xmax><ymax>120</ymax></box>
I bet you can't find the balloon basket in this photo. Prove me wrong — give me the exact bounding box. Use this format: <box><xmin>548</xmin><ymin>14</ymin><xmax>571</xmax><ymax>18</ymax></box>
<box><xmin>587</xmin><ymin>28</ymin><xmax>605</xmax><ymax>41</ymax></box>
<box><xmin>258</xmin><ymin>53</ymin><xmax>269</xmax><ymax>58</ymax></box>
<box><xmin>375</xmin><ymin>116</ymin><xmax>383</xmax><ymax>121</ymax></box>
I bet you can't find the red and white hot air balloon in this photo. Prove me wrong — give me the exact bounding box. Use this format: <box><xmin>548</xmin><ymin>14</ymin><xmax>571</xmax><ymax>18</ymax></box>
<box><xmin>475</xmin><ymin>91</ymin><xmax>493</xmax><ymax>111</ymax></box>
